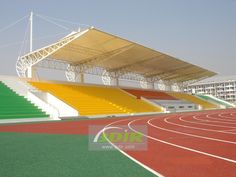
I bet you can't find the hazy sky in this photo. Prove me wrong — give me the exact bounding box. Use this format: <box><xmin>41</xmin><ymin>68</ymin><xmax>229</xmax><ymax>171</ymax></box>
<box><xmin>0</xmin><ymin>0</ymin><xmax>235</xmax><ymax>77</ymax></box>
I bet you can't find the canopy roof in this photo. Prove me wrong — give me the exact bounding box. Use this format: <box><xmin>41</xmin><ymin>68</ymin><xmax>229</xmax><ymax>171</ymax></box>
<box><xmin>21</xmin><ymin>27</ymin><xmax>216</xmax><ymax>82</ymax></box>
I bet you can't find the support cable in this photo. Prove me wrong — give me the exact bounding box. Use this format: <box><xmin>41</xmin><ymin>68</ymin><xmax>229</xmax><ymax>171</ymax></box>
<box><xmin>35</xmin><ymin>14</ymin><xmax>70</xmax><ymax>30</ymax></box>
<box><xmin>18</xmin><ymin>20</ymin><xmax>30</xmax><ymax>57</ymax></box>
<box><xmin>35</xmin><ymin>13</ymin><xmax>90</xmax><ymax>27</ymax></box>
<box><xmin>0</xmin><ymin>31</ymin><xmax>69</xmax><ymax>49</ymax></box>
<box><xmin>0</xmin><ymin>15</ymin><xmax>28</xmax><ymax>34</ymax></box>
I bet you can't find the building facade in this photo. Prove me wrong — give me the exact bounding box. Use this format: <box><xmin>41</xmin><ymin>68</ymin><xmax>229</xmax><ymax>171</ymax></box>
<box><xmin>185</xmin><ymin>75</ymin><xmax>236</xmax><ymax>103</ymax></box>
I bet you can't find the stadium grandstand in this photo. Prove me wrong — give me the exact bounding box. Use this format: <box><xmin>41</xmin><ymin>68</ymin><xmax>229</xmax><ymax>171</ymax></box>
<box><xmin>3</xmin><ymin>24</ymin><xmax>226</xmax><ymax>119</ymax></box>
<box><xmin>1</xmin><ymin>11</ymin><xmax>236</xmax><ymax>177</ymax></box>
<box><xmin>1</xmin><ymin>21</ymin><xmax>234</xmax><ymax>120</ymax></box>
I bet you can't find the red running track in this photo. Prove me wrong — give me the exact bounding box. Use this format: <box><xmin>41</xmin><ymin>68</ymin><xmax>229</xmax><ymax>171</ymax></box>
<box><xmin>104</xmin><ymin>109</ymin><xmax>236</xmax><ymax>177</ymax></box>
<box><xmin>1</xmin><ymin>109</ymin><xmax>236</xmax><ymax>176</ymax></box>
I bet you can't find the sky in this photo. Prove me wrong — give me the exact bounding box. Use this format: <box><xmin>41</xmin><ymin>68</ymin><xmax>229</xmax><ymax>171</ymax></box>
<box><xmin>0</xmin><ymin>0</ymin><xmax>235</xmax><ymax>78</ymax></box>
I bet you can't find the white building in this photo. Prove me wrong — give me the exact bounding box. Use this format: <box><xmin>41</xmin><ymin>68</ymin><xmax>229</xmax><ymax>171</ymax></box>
<box><xmin>185</xmin><ymin>75</ymin><xmax>236</xmax><ymax>103</ymax></box>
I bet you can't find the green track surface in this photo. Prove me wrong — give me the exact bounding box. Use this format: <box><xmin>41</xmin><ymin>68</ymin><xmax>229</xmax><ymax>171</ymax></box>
<box><xmin>0</xmin><ymin>132</ymin><xmax>156</xmax><ymax>177</ymax></box>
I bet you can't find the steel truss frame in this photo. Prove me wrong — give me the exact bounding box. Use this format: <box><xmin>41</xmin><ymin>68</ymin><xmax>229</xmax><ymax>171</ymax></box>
<box><xmin>16</xmin><ymin>28</ymin><xmax>90</xmax><ymax>77</ymax></box>
<box><xmin>34</xmin><ymin>58</ymin><xmax>193</xmax><ymax>91</ymax></box>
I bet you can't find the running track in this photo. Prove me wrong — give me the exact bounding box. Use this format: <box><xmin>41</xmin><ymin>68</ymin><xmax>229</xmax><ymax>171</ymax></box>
<box><xmin>1</xmin><ymin>109</ymin><xmax>236</xmax><ymax>177</ymax></box>
<box><xmin>104</xmin><ymin>109</ymin><xmax>236</xmax><ymax>177</ymax></box>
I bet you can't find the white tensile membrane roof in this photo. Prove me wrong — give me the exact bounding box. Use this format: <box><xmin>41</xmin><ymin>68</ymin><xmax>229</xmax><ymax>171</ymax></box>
<box><xmin>18</xmin><ymin>27</ymin><xmax>216</xmax><ymax>82</ymax></box>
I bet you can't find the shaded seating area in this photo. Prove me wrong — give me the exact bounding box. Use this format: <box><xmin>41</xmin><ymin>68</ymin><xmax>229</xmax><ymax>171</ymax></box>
<box><xmin>123</xmin><ymin>88</ymin><xmax>177</xmax><ymax>100</ymax></box>
<box><xmin>168</xmin><ymin>92</ymin><xmax>218</xmax><ymax>109</ymax></box>
<box><xmin>123</xmin><ymin>88</ymin><xmax>197</xmax><ymax>112</ymax></box>
<box><xmin>29</xmin><ymin>81</ymin><xmax>162</xmax><ymax>116</ymax></box>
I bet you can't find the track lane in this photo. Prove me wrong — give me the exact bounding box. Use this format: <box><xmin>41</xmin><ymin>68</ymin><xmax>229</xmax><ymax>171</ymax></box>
<box><xmin>181</xmin><ymin>115</ymin><xmax>236</xmax><ymax>128</ymax></box>
<box><xmin>165</xmin><ymin>115</ymin><xmax>236</xmax><ymax>136</ymax></box>
<box><xmin>106</xmin><ymin>117</ymin><xmax>236</xmax><ymax>177</ymax></box>
<box><xmin>174</xmin><ymin>115</ymin><xmax>236</xmax><ymax>130</ymax></box>
<box><xmin>195</xmin><ymin>115</ymin><xmax>236</xmax><ymax>125</ymax></box>
<box><xmin>150</xmin><ymin>116</ymin><xmax>236</xmax><ymax>143</ymax></box>
<box><xmin>1</xmin><ymin>109</ymin><xmax>236</xmax><ymax>177</ymax></box>
<box><xmin>133</xmin><ymin>118</ymin><xmax>236</xmax><ymax>161</ymax></box>
<box><xmin>218</xmin><ymin>113</ymin><xmax>236</xmax><ymax>119</ymax></box>
<box><xmin>104</xmin><ymin>110</ymin><xmax>236</xmax><ymax>177</ymax></box>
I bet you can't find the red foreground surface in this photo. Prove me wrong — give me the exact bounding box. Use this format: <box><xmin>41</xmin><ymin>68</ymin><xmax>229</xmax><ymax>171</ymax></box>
<box><xmin>1</xmin><ymin>109</ymin><xmax>236</xmax><ymax>177</ymax></box>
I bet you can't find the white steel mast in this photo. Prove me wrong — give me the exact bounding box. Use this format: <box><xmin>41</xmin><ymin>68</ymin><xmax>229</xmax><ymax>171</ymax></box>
<box><xmin>30</xmin><ymin>11</ymin><xmax>33</xmax><ymax>52</ymax></box>
<box><xmin>27</xmin><ymin>11</ymin><xmax>35</xmax><ymax>78</ymax></box>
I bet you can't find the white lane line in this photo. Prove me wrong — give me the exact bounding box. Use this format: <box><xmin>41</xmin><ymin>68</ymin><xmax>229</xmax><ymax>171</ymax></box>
<box><xmin>178</xmin><ymin>116</ymin><xmax>236</xmax><ymax>134</ymax></box>
<box><xmin>184</xmin><ymin>115</ymin><xmax>236</xmax><ymax>128</ymax></box>
<box><xmin>196</xmin><ymin>113</ymin><xmax>236</xmax><ymax>121</ymax></box>
<box><xmin>147</xmin><ymin>116</ymin><xmax>236</xmax><ymax>144</ymax></box>
<box><xmin>216</xmin><ymin>114</ymin><xmax>236</xmax><ymax>120</ymax></box>
<box><xmin>207</xmin><ymin>114</ymin><xmax>236</xmax><ymax>123</ymax></box>
<box><xmin>231</xmin><ymin>113</ymin><xmax>236</xmax><ymax>117</ymax></box>
<box><xmin>128</xmin><ymin>118</ymin><xmax>236</xmax><ymax>164</ymax></box>
<box><xmin>191</xmin><ymin>116</ymin><xmax>236</xmax><ymax>127</ymax></box>
<box><xmin>223</xmin><ymin>128</ymin><xmax>236</xmax><ymax>132</ymax></box>
<box><xmin>194</xmin><ymin>115</ymin><xmax>236</xmax><ymax>124</ymax></box>
<box><xmin>186</xmin><ymin>116</ymin><xmax>236</xmax><ymax>134</ymax></box>
<box><xmin>102</xmin><ymin>118</ymin><xmax>164</xmax><ymax>177</ymax></box>
<box><xmin>219</xmin><ymin>113</ymin><xmax>236</xmax><ymax>119</ymax></box>
<box><xmin>207</xmin><ymin>114</ymin><xmax>236</xmax><ymax>124</ymax></box>
<box><xmin>167</xmin><ymin>116</ymin><xmax>232</xmax><ymax>133</ymax></box>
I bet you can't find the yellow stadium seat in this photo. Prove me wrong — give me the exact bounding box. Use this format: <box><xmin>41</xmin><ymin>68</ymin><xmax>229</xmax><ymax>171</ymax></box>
<box><xmin>29</xmin><ymin>81</ymin><xmax>162</xmax><ymax>116</ymax></box>
<box><xmin>167</xmin><ymin>92</ymin><xmax>217</xmax><ymax>109</ymax></box>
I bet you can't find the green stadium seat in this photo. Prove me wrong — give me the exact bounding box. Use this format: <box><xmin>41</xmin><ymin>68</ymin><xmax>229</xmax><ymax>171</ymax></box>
<box><xmin>0</xmin><ymin>81</ymin><xmax>49</xmax><ymax>119</ymax></box>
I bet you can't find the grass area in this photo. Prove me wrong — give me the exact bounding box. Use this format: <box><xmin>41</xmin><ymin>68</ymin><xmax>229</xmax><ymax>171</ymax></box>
<box><xmin>0</xmin><ymin>132</ymin><xmax>156</xmax><ymax>177</ymax></box>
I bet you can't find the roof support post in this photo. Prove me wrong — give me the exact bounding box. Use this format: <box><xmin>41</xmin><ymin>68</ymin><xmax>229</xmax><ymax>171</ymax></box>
<box><xmin>80</xmin><ymin>73</ymin><xmax>84</xmax><ymax>83</ymax></box>
<box><xmin>164</xmin><ymin>81</ymin><xmax>172</xmax><ymax>91</ymax></box>
<box><xmin>27</xmin><ymin>66</ymin><xmax>37</xmax><ymax>79</ymax></box>
<box><xmin>27</xmin><ymin>67</ymin><xmax>32</xmax><ymax>78</ymax></box>
<box><xmin>170</xmin><ymin>82</ymin><xmax>180</xmax><ymax>92</ymax></box>
<box><xmin>156</xmin><ymin>79</ymin><xmax>165</xmax><ymax>90</ymax></box>
<box><xmin>112</xmin><ymin>77</ymin><xmax>119</xmax><ymax>86</ymax></box>
<box><xmin>102</xmin><ymin>70</ymin><xmax>120</xmax><ymax>86</ymax></box>
<box><xmin>140</xmin><ymin>77</ymin><xmax>155</xmax><ymax>89</ymax></box>
<box><xmin>149</xmin><ymin>78</ymin><xmax>155</xmax><ymax>89</ymax></box>
<box><xmin>149</xmin><ymin>81</ymin><xmax>155</xmax><ymax>90</ymax></box>
<box><xmin>177</xmin><ymin>82</ymin><xmax>184</xmax><ymax>92</ymax></box>
<box><xmin>65</xmin><ymin>64</ymin><xmax>85</xmax><ymax>83</ymax></box>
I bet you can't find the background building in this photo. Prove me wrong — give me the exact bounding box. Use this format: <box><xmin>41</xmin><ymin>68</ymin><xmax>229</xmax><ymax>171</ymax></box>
<box><xmin>185</xmin><ymin>75</ymin><xmax>236</xmax><ymax>103</ymax></box>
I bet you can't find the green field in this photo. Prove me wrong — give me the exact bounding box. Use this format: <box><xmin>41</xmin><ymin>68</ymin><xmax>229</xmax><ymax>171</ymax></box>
<box><xmin>0</xmin><ymin>132</ymin><xmax>156</xmax><ymax>177</ymax></box>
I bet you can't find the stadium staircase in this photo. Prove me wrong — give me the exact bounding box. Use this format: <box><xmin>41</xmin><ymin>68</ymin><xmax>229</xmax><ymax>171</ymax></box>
<box><xmin>29</xmin><ymin>81</ymin><xmax>162</xmax><ymax>116</ymax></box>
<box><xmin>196</xmin><ymin>94</ymin><xmax>235</xmax><ymax>108</ymax></box>
<box><xmin>0</xmin><ymin>81</ymin><xmax>49</xmax><ymax>119</ymax></box>
<box><xmin>167</xmin><ymin>92</ymin><xmax>218</xmax><ymax>110</ymax></box>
